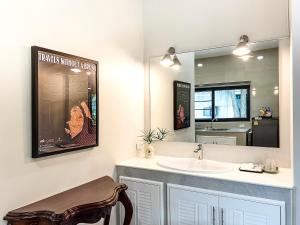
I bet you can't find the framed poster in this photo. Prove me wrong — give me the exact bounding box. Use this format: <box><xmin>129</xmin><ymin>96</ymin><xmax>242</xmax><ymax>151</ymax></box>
<box><xmin>174</xmin><ymin>81</ymin><xmax>191</xmax><ymax>130</ymax></box>
<box><xmin>31</xmin><ymin>46</ymin><xmax>99</xmax><ymax>158</ymax></box>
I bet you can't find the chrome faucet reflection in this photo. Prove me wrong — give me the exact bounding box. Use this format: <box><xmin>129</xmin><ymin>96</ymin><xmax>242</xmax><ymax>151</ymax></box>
<box><xmin>210</xmin><ymin>118</ymin><xmax>217</xmax><ymax>129</ymax></box>
<box><xmin>194</xmin><ymin>144</ymin><xmax>203</xmax><ymax>160</ymax></box>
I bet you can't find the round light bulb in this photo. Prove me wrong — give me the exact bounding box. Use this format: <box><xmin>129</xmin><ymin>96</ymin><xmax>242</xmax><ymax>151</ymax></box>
<box><xmin>257</xmin><ymin>55</ymin><xmax>264</xmax><ymax>60</ymax></box>
<box><xmin>239</xmin><ymin>54</ymin><xmax>253</xmax><ymax>61</ymax></box>
<box><xmin>233</xmin><ymin>46</ymin><xmax>251</xmax><ymax>56</ymax></box>
<box><xmin>171</xmin><ymin>64</ymin><xmax>180</xmax><ymax>70</ymax></box>
<box><xmin>160</xmin><ymin>54</ymin><xmax>173</xmax><ymax>67</ymax></box>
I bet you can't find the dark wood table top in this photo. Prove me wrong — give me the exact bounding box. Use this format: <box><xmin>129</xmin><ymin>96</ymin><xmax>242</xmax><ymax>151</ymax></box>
<box><xmin>4</xmin><ymin>176</ymin><xmax>128</xmax><ymax>222</ymax></box>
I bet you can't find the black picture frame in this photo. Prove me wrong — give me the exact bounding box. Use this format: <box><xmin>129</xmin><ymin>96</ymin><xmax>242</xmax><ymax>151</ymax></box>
<box><xmin>174</xmin><ymin>81</ymin><xmax>191</xmax><ymax>130</ymax></box>
<box><xmin>31</xmin><ymin>46</ymin><xmax>99</xmax><ymax>158</ymax></box>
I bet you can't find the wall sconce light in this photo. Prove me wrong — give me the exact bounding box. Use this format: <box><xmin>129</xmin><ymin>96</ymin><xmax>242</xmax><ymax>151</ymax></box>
<box><xmin>160</xmin><ymin>47</ymin><xmax>181</xmax><ymax>70</ymax></box>
<box><xmin>252</xmin><ymin>87</ymin><xmax>256</xmax><ymax>96</ymax></box>
<box><xmin>273</xmin><ymin>86</ymin><xmax>279</xmax><ymax>95</ymax></box>
<box><xmin>170</xmin><ymin>55</ymin><xmax>181</xmax><ymax>70</ymax></box>
<box><xmin>233</xmin><ymin>35</ymin><xmax>251</xmax><ymax>56</ymax></box>
<box><xmin>239</xmin><ymin>53</ymin><xmax>254</xmax><ymax>61</ymax></box>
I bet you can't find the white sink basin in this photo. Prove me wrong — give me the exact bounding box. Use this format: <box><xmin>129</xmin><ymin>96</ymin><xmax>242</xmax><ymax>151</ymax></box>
<box><xmin>156</xmin><ymin>156</ymin><xmax>234</xmax><ymax>173</ymax></box>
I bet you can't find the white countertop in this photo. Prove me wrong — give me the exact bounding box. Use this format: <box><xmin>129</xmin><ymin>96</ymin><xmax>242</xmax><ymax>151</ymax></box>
<box><xmin>116</xmin><ymin>156</ymin><xmax>294</xmax><ymax>189</ymax></box>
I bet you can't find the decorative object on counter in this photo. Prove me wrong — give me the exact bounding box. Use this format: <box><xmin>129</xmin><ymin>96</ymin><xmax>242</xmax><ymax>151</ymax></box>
<box><xmin>259</xmin><ymin>106</ymin><xmax>272</xmax><ymax>118</ymax></box>
<box><xmin>4</xmin><ymin>176</ymin><xmax>133</xmax><ymax>225</ymax></box>
<box><xmin>31</xmin><ymin>46</ymin><xmax>98</xmax><ymax>158</ymax></box>
<box><xmin>139</xmin><ymin>128</ymin><xmax>170</xmax><ymax>158</ymax></box>
<box><xmin>239</xmin><ymin>163</ymin><xmax>264</xmax><ymax>173</ymax></box>
<box><xmin>174</xmin><ymin>81</ymin><xmax>191</xmax><ymax>130</ymax></box>
<box><xmin>264</xmin><ymin>159</ymin><xmax>279</xmax><ymax>174</ymax></box>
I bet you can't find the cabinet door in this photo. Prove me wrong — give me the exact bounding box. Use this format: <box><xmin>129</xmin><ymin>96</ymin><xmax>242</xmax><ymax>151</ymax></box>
<box><xmin>168</xmin><ymin>184</ymin><xmax>219</xmax><ymax>225</ymax></box>
<box><xmin>219</xmin><ymin>196</ymin><xmax>282</xmax><ymax>225</ymax></box>
<box><xmin>215</xmin><ymin>136</ymin><xmax>236</xmax><ymax>145</ymax></box>
<box><xmin>119</xmin><ymin>176</ymin><xmax>164</xmax><ymax>225</ymax></box>
<box><xmin>196</xmin><ymin>135</ymin><xmax>215</xmax><ymax>144</ymax></box>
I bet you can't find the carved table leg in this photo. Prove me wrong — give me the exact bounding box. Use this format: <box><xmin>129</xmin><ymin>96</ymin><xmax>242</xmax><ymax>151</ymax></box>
<box><xmin>118</xmin><ymin>190</ymin><xmax>133</xmax><ymax>225</ymax></box>
<box><xmin>103</xmin><ymin>213</ymin><xmax>111</xmax><ymax>225</ymax></box>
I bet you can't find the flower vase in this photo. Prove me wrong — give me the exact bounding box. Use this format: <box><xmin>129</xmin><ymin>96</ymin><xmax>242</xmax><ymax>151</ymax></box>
<box><xmin>144</xmin><ymin>143</ymin><xmax>154</xmax><ymax>159</ymax></box>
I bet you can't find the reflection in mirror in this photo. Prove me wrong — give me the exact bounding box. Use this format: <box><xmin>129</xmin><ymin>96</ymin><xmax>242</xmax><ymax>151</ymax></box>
<box><xmin>150</xmin><ymin>40</ymin><xmax>281</xmax><ymax>148</ymax></box>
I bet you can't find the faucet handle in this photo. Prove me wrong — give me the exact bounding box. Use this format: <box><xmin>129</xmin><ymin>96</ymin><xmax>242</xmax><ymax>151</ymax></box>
<box><xmin>197</xmin><ymin>143</ymin><xmax>202</xmax><ymax>150</ymax></box>
<box><xmin>194</xmin><ymin>143</ymin><xmax>202</xmax><ymax>152</ymax></box>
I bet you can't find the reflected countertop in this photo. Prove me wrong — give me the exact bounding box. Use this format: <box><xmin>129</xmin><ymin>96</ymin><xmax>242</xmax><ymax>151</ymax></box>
<box><xmin>196</xmin><ymin>128</ymin><xmax>250</xmax><ymax>133</ymax></box>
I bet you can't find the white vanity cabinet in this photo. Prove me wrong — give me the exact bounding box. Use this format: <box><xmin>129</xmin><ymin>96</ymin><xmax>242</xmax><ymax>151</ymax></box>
<box><xmin>168</xmin><ymin>185</ymin><xmax>218</xmax><ymax>225</ymax></box>
<box><xmin>219</xmin><ymin>196</ymin><xmax>282</xmax><ymax>225</ymax></box>
<box><xmin>119</xmin><ymin>177</ymin><xmax>285</xmax><ymax>225</ymax></box>
<box><xmin>168</xmin><ymin>184</ymin><xmax>285</xmax><ymax>225</ymax></box>
<box><xmin>119</xmin><ymin>176</ymin><xmax>164</xmax><ymax>225</ymax></box>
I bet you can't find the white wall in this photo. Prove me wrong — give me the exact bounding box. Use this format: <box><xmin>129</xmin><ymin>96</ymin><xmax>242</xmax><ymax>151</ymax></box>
<box><xmin>0</xmin><ymin>1</ymin><xmax>144</xmax><ymax>225</ymax></box>
<box><xmin>150</xmin><ymin>52</ymin><xmax>195</xmax><ymax>142</ymax></box>
<box><xmin>144</xmin><ymin>1</ymin><xmax>291</xmax><ymax>167</ymax></box>
<box><xmin>143</xmin><ymin>0</ymin><xmax>289</xmax><ymax>57</ymax></box>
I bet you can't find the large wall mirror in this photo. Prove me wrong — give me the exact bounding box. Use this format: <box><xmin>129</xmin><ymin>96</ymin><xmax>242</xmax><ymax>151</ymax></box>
<box><xmin>150</xmin><ymin>39</ymin><xmax>287</xmax><ymax>148</ymax></box>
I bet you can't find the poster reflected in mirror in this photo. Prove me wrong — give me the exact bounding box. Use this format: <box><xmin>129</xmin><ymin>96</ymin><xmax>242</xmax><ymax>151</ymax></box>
<box><xmin>174</xmin><ymin>81</ymin><xmax>191</xmax><ymax>130</ymax></box>
<box><xmin>31</xmin><ymin>46</ymin><xmax>98</xmax><ymax>158</ymax></box>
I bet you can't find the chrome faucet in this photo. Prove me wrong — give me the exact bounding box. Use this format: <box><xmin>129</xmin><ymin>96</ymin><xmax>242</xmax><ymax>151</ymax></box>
<box><xmin>194</xmin><ymin>144</ymin><xmax>203</xmax><ymax>160</ymax></box>
<box><xmin>210</xmin><ymin>118</ymin><xmax>217</xmax><ymax>129</ymax></box>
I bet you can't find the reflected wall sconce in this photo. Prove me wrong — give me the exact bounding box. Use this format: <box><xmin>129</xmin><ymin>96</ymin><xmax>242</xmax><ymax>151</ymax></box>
<box><xmin>171</xmin><ymin>55</ymin><xmax>181</xmax><ymax>70</ymax></box>
<box><xmin>160</xmin><ymin>47</ymin><xmax>181</xmax><ymax>70</ymax></box>
<box><xmin>233</xmin><ymin>35</ymin><xmax>251</xmax><ymax>56</ymax></box>
<box><xmin>273</xmin><ymin>86</ymin><xmax>279</xmax><ymax>95</ymax></box>
<box><xmin>252</xmin><ymin>87</ymin><xmax>256</xmax><ymax>96</ymax></box>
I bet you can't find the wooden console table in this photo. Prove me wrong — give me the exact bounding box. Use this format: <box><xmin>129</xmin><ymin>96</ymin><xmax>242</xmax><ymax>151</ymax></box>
<box><xmin>4</xmin><ymin>176</ymin><xmax>132</xmax><ymax>225</ymax></box>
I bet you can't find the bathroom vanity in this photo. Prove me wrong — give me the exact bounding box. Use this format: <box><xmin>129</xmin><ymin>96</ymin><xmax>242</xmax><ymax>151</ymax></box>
<box><xmin>116</xmin><ymin>157</ymin><xmax>293</xmax><ymax>225</ymax></box>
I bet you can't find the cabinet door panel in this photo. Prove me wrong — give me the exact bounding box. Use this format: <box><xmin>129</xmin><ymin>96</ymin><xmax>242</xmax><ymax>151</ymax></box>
<box><xmin>219</xmin><ymin>196</ymin><xmax>281</xmax><ymax>225</ymax></box>
<box><xmin>168</xmin><ymin>185</ymin><xmax>218</xmax><ymax>225</ymax></box>
<box><xmin>215</xmin><ymin>136</ymin><xmax>236</xmax><ymax>145</ymax></box>
<box><xmin>120</xmin><ymin>177</ymin><xmax>163</xmax><ymax>225</ymax></box>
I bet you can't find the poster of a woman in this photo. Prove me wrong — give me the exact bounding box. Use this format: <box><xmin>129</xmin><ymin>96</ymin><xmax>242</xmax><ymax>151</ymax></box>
<box><xmin>174</xmin><ymin>81</ymin><xmax>191</xmax><ymax>130</ymax></box>
<box><xmin>65</xmin><ymin>101</ymin><xmax>96</xmax><ymax>146</ymax></box>
<box><xmin>32</xmin><ymin>46</ymin><xmax>98</xmax><ymax>158</ymax></box>
<box><xmin>176</xmin><ymin>104</ymin><xmax>189</xmax><ymax>129</ymax></box>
